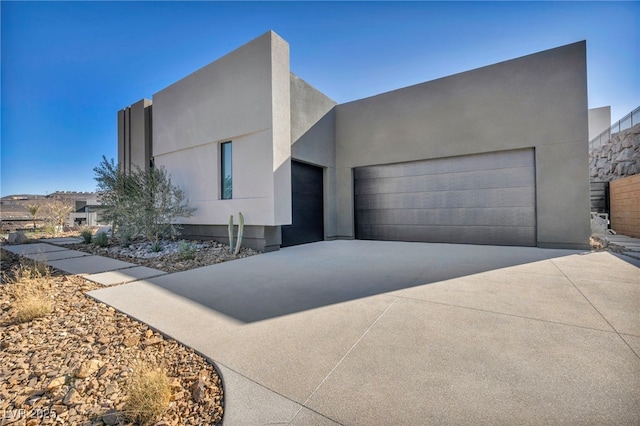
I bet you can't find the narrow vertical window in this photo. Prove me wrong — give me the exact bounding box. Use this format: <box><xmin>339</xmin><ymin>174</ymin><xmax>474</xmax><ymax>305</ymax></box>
<box><xmin>221</xmin><ymin>142</ymin><xmax>232</xmax><ymax>199</ymax></box>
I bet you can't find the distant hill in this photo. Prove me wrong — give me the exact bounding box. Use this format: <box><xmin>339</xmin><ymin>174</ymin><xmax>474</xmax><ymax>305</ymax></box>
<box><xmin>1</xmin><ymin>192</ymin><xmax>98</xmax><ymax>220</ymax></box>
<box><xmin>1</xmin><ymin>191</ymin><xmax>96</xmax><ymax>201</ymax></box>
<box><xmin>0</xmin><ymin>194</ymin><xmax>47</xmax><ymax>201</ymax></box>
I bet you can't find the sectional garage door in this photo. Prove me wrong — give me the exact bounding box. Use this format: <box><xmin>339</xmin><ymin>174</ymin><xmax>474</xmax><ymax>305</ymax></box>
<box><xmin>354</xmin><ymin>149</ymin><xmax>537</xmax><ymax>246</ymax></box>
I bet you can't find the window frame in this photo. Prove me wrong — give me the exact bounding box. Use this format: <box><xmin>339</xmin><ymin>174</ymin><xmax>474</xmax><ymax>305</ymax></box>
<box><xmin>220</xmin><ymin>141</ymin><xmax>232</xmax><ymax>200</ymax></box>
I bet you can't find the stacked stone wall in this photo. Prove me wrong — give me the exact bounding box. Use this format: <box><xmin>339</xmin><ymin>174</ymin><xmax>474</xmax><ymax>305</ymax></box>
<box><xmin>589</xmin><ymin>123</ymin><xmax>640</xmax><ymax>181</ymax></box>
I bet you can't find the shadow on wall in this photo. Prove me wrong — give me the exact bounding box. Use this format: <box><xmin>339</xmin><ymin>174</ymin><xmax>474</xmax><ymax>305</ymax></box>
<box><xmin>145</xmin><ymin>240</ymin><xmax>584</xmax><ymax>323</ymax></box>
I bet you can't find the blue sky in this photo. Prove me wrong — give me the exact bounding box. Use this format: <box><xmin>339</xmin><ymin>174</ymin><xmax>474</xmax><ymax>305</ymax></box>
<box><xmin>1</xmin><ymin>1</ymin><xmax>638</xmax><ymax>196</ymax></box>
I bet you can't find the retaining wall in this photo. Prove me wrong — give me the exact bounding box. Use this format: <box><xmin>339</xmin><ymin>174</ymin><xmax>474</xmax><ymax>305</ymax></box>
<box><xmin>589</xmin><ymin>123</ymin><xmax>640</xmax><ymax>181</ymax></box>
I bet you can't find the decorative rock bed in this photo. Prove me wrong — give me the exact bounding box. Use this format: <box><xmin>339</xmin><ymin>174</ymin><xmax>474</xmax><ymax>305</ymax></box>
<box><xmin>0</xmin><ymin>250</ymin><xmax>224</xmax><ymax>425</ymax></box>
<box><xmin>63</xmin><ymin>239</ymin><xmax>260</xmax><ymax>274</ymax></box>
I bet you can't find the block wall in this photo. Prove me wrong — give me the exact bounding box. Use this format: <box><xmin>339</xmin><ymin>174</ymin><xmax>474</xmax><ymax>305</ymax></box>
<box><xmin>610</xmin><ymin>174</ymin><xmax>640</xmax><ymax>238</ymax></box>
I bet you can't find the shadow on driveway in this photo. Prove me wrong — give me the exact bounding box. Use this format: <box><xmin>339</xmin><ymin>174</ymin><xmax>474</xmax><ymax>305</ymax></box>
<box><xmin>147</xmin><ymin>240</ymin><xmax>582</xmax><ymax>323</ymax></box>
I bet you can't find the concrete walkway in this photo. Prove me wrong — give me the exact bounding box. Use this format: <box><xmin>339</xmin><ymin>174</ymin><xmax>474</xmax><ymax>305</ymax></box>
<box><xmin>3</xmin><ymin>242</ymin><xmax>166</xmax><ymax>286</ymax></box>
<box><xmin>4</xmin><ymin>240</ymin><xmax>639</xmax><ymax>424</ymax></box>
<box><xmin>607</xmin><ymin>233</ymin><xmax>640</xmax><ymax>259</ymax></box>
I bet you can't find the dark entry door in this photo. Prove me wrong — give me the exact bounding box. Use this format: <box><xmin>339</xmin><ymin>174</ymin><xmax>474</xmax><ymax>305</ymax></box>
<box><xmin>281</xmin><ymin>161</ymin><xmax>324</xmax><ymax>247</ymax></box>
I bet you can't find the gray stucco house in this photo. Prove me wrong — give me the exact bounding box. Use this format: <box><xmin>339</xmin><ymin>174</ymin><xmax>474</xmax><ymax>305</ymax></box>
<box><xmin>118</xmin><ymin>30</ymin><xmax>591</xmax><ymax>251</ymax></box>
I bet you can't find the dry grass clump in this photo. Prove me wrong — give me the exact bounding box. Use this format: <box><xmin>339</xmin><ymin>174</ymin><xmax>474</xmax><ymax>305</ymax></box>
<box><xmin>124</xmin><ymin>362</ymin><xmax>172</xmax><ymax>425</ymax></box>
<box><xmin>3</xmin><ymin>261</ymin><xmax>53</xmax><ymax>323</ymax></box>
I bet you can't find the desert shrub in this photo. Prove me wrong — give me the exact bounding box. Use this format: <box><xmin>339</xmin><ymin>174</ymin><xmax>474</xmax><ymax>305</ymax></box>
<box><xmin>120</xmin><ymin>231</ymin><xmax>133</xmax><ymax>248</ymax></box>
<box><xmin>8</xmin><ymin>259</ymin><xmax>51</xmax><ymax>277</ymax></box>
<box><xmin>149</xmin><ymin>241</ymin><xmax>163</xmax><ymax>253</ymax></box>
<box><xmin>4</xmin><ymin>261</ymin><xmax>53</xmax><ymax>323</ymax></box>
<box><xmin>93</xmin><ymin>232</ymin><xmax>109</xmax><ymax>247</ymax></box>
<box><xmin>42</xmin><ymin>222</ymin><xmax>56</xmax><ymax>235</ymax></box>
<box><xmin>94</xmin><ymin>156</ymin><xmax>196</xmax><ymax>244</ymax></box>
<box><xmin>178</xmin><ymin>240</ymin><xmax>196</xmax><ymax>260</ymax></box>
<box><xmin>28</xmin><ymin>261</ymin><xmax>50</xmax><ymax>277</ymax></box>
<box><xmin>124</xmin><ymin>362</ymin><xmax>172</xmax><ymax>425</ymax></box>
<box><xmin>80</xmin><ymin>228</ymin><xmax>93</xmax><ymax>244</ymax></box>
<box><xmin>46</xmin><ymin>200</ymin><xmax>74</xmax><ymax>234</ymax></box>
<box><xmin>13</xmin><ymin>289</ymin><xmax>51</xmax><ymax>323</ymax></box>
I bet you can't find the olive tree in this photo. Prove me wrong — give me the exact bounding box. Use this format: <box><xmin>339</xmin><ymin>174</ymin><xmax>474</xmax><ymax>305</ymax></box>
<box><xmin>93</xmin><ymin>157</ymin><xmax>139</xmax><ymax>237</ymax></box>
<box><xmin>93</xmin><ymin>156</ymin><xmax>196</xmax><ymax>243</ymax></box>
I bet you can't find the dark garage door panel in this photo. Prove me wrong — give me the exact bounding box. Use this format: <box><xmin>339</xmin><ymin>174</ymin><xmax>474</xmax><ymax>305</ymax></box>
<box><xmin>354</xmin><ymin>148</ymin><xmax>534</xmax><ymax>179</ymax></box>
<box><xmin>281</xmin><ymin>161</ymin><xmax>324</xmax><ymax>247</ymax></box>
<box><xmin>356</xmin><ymin>207</ymin><xmax>535</xmax><ymax>227</ymax></box>
<box><xmin>356</xmin><ymin>225</ymin><xmax>536</xmax><ymax>246</ymax></box>
<box><xmin>354</xmin><ymin>149</ymin><xmax>536</xmax><ymax>246</ymax></box>
<box><xmin>355</xmin><ymin>187</ymin><xmax>536</xmax><ymax>209</ymax></box>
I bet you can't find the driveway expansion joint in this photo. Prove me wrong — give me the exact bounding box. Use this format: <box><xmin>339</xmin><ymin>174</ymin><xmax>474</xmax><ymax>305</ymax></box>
<box><xmin>394</xmin><ymin>294</ymin><xmax>622</xmax><ymax>335</ymax></box>
<box><xmin>550</xmin><ymin>258</ymin><xmax>640</xmax><ymax>360</ymax></box>
<box><xmin>211</xmin><ymin>361</ymin><xmax>344</xmax><ymax>426</ymax></box>
<box><xmin>302</xmin><ymin>299</ymin><xmax>398</xmax><ymax>408</ymax></box>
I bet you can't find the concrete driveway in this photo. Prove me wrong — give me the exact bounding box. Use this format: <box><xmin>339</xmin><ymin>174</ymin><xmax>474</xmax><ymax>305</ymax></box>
<box><xmin>89</xmin><ymin>240</ymin><xmax>640</xmax><ymax>425</ymax></box>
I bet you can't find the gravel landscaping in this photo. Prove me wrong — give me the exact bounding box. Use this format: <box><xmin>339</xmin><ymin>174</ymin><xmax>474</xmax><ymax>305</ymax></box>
<box><xmin>62</xmin><ymin>238</ymin><xmax>260</xmax><ymax>274</ymax></box>
<box><xmin>0</xmin><ymin>231</ymin><xmax>245</xmax><ymax>425</ymax></box>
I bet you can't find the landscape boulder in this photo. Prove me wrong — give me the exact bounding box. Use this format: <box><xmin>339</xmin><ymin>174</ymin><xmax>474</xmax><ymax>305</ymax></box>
<box><xmin>8</xmin><ymin>231</ymin><xmax>28</xmax><ymax>244</ymax></box>
<box><xmin>95</xmin><ymin>226</ymin><xmax>112</xmax><ymax>236</ymax></box>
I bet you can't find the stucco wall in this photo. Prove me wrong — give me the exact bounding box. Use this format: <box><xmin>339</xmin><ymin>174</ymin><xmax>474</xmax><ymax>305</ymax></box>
<box><xmin>610</xmin><ymin>174</ymin><xmax>640</xmax><ymax>238</ymax></box>
<box><xmin>335</xmin><ymin>41</ymin><xmax>590</xmax><ymax>248</ymax></box>
<box><xmin>290</xmin><ymin>74</ymin><xmax>338</xmax><ymax>238</ymax></box>
<box><xmin>117</xmin><ymin>99</ymin><xmax>152</xmax><ymax>173</ymax></box>
<box><xmin>151</xmin><ymin>31</ymin><xmax>291</xmax><ymax>227</ymax></box>
<box><xmin>588</xmin><ymin>106</ymin><xmax>611</xmax><ymax>141</ymax></box>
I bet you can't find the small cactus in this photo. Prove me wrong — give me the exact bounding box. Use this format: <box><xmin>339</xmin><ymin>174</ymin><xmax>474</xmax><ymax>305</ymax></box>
<box><xmin>228</xmin><ymin>215</ymin><xmax>234</xmax><ymax>252</ymax></box>
<box><xmin>228</xmin><ymin>212</ymin><xmax>245</xmax><ymax>255</ymax></box>
<box><xmin>234</xmin><ymin>212</ymin><xmax>244</xmax><ymax>255</ymax></box>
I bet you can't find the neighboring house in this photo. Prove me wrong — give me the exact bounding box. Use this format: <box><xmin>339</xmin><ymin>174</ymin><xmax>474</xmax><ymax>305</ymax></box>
<box><xmin>588</xmin><ymin>106</ymin><xmax>611</xmax><ymax>142</ymax></box>
<box><xmin>118</xmin><ymin>30</ymin><xmax>591</xmax><ymax>251</ymax></box>
<box><xmin>68</xmin><ymin>198</ymin><xmax>103</xmax><ymax>227</ymax></box>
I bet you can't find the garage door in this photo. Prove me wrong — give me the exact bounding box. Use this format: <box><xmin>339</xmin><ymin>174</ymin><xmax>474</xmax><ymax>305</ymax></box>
<box><xmin>282</xmin><ymin>161</ymin><xmax>324</xmax><ymax>247</ymax></box>
<box><xmin>354</xmin><ymin>149</ymin><xmax>536</xmax><ymax>246</ymax></box>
